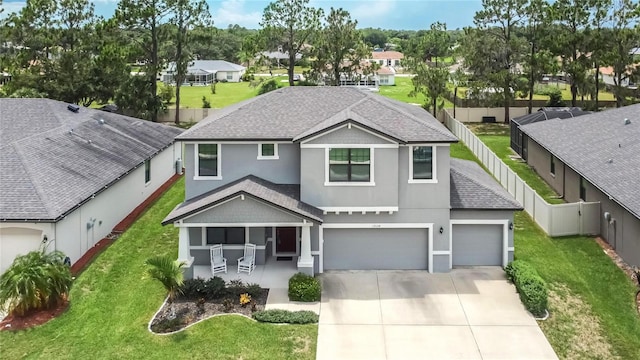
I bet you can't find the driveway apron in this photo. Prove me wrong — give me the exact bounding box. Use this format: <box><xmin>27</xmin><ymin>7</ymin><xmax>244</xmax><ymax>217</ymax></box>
<box><xmin>316</xmin><ymin>268</ymin><xmax>557</xmax><ymax>360</ymax></box>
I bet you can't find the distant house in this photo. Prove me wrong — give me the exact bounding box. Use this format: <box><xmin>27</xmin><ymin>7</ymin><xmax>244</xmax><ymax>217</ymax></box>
<box><xmin>162</xmin><ymin>60</ymin><xmax>246</xmax><ymax>85</ymax></box>
<box><xmin>369</xmin><ymin>51</ymin><xmax>404</xmax><ymax>68</ymax></box>
<box><xmin>0</xmin><ymin>99</ymin><xmax>183</xmax><ymax>273</ymax></box>
<box><xmin>599</xmin><ymin>65</ymin><xmax>638</xmax><ymax>89</ymax></box>
<box><xmin>519</xmin><ymin>104</ymin><xmax>640</xmax><ymax>268</ymax></box>
<box><xmin>376</xmin><ymin>66</ymin><xmax>396</xmax><ymax>86</ymax></box>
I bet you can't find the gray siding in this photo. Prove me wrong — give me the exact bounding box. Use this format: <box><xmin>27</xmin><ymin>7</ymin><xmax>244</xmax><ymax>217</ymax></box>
<box><xmin>305</xmin><ymin>126</ymin><xmax>395</xmax><ymax>144</ymax></box>
<box><xmin>451</xmin><ymin>210</ymin><xmax>515</xmax><ymax>249</ymax></box>
<box><xmin>183</xmin><ymin>197</ymin><xmax>303</xmax><ymax>224</ymax></box>
<box><xmin>452</xmin><ymin>224</ymin><xmax>502</xmax><ymax>266</ymax></box>
<box><xmin>398</xmin><ymin>145</ymin><xmax>451</xmax><ymax>209</ymax></box>
<box><xmin>323</xmin><ymin>228</ymin><xmax>429</xmax><ymax>270</ymax></box>
<box><xmin>185</xmin><ymin>143</ymin><xmax>300</xmax><ymax>200</ymax></box>
<box><xmin>300</xmin><ymin>147</ymin><xmax>399</xmax><ymax>207</ymax></box>
<box><xmin>526</xmin><ymin>140</ymin><xmax>564</xmax><ymax>197</ymax></box>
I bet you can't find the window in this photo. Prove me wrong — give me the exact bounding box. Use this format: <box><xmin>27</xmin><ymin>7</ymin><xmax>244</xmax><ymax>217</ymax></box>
<box><xmin>226</xmin><ymin>72</ymin><xmax>233</xmax><ymax>80</ymax></box>
<box><xmin>206</xmin><ymin>227</ymin><xmax>245</xmax><ymax>245</ymax></box>
<box><xmin>409</xmin><ymin>146</ymin><xmax>436</xmax><ymax>183</ymax></box>
<box><xmin>550</xmin><ymin>155</ymin><xmax>556</xmax><ymax>176</ymax></box>
<box><xmin>144</xmin><ymin>159</ymin><xmax>151</xmax><ymax>184</ymax></box>
<box><xmin>195</xmin><ymin>144</ymin><xmax>220</xmax><ymax>179</ymax></box>
<box><xmin>579</xmin><ymin>177</ymin><xmax>586</xmax><ymax>201</ymax></box>
<box><xmin>394</xmin><ymin>59</ymin><xmax>400</xmax><ymax>66</ymax></box>
<box><xmin>328</xmin><ymin>148</ymin><xmax>371</xmax><ymax>182</ymax></box>
<box><xmin>257</xmin><ymin>143</ymin><xmax>279</xmax><ymax>159</ymax></box>
<box><xmin>379</xmin><ymin>60</ymin><xmax>384</xmax><ymax>65</ymax></box>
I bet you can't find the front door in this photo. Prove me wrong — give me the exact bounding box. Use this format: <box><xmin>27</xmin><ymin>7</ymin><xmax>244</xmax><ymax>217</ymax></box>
<box><xmin>276</xmin><ymin>227</ymin><xmax>297</xmax><ymax>254</ymax></box>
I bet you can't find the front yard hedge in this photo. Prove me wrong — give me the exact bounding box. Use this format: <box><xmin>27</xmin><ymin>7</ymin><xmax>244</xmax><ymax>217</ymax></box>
<box><xmin>288</xmin><ymin>273</ymin><xmax>321</xmax><ymax>302</ymax></box>
<box><xmin>253</xmin><ymin>309</ymin><xmax>318</xmax><ymax>324</ymax></box>
<box><xmin>505</xmin><ymin>260</ymin><xmax>548</xmax><ymax>317</ymax></box>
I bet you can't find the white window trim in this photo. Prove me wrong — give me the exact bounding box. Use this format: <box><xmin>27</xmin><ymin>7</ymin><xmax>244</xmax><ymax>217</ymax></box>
<box><xmin>324</xmin><ymin>147</ymin><xmax>375</xmax><ymax>186</ymax></box>
<box><xmin>408</xmin><ymin>145</ymin><xmax>437</xmax><ymax>184</ymax></box>
<box><xmin>257</xmin><ymin>143</ymin><xmax>279</xmax><ymax>160</ymax></box>
<box><xmin>193</xmin><ymin>143</ymin><xmax>222</xmax><ymax>180</ymax></box>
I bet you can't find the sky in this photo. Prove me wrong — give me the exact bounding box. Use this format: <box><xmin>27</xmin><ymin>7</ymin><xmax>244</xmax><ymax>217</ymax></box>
<box><xmin>0</xmin><ymin>0</ymin><xmax>484</xmax><ymax>30</ymax></box>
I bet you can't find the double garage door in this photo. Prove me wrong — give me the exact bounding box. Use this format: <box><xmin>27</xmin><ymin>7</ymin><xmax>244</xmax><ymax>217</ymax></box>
<box><xmin>322</xmin><ymin>224</ymin><xmax>504</xmax><ymax>271</ymax></box>
<box><xmin>323</xmin><ymin>228</ymin><xmax>429</xmax><ymax>270</ymax></box>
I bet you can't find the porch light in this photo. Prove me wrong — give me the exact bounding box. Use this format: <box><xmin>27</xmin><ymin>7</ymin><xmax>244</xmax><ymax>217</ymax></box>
<box><xmin>439</xmin><ymin>226</ymin><xmax>444</xmax><ymax>234</ymax></box>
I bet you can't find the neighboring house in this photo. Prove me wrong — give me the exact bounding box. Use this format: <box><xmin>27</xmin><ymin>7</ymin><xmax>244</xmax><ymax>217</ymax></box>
<box><xmin>0</xmin><ymin>99</ymin><xmax>183</xmax><ymax>273</ymax></box>
<box><xmin>376</xmin><ymin>66</ymin><xmax>396</xmax><ymax>86</ymax></box>
<box><xmin>162</xmin><ymin>87</ymin><xmax>521</xmax><ymax>278</ymax></box>
<box><xmin>369</xmin><ymin>51</ymin><xmax>404</xmax><ymax>68</ymax></box>
<box><xmin>599</xmin><ymin>65</ymin><xmax>638</xmax><ymax>89</ymax></box>
<box><xmin>510</xmin><ymin>107</ymin><xmax>591</xmax><ymax>159</ymax></box>
<box><xmin>162</xmin><ymin>60</ymin><xmax>246</xmax><ymax>84</ymax></box>
<box><xmin>519</xmin><ymin>104</ymin><xmax>640</xmax><ymax>267</ymax></box>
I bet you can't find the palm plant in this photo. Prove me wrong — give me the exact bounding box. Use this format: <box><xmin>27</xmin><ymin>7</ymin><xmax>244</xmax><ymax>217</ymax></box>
<box><xmin>0</xmin><ymin>249</ymin><xmax>72</xmax><ymax>317</ymax></box>
<box><xmin>145</xmin><ymin>256</ymin><xmax>186</xmax><ymax>316</ymax></box>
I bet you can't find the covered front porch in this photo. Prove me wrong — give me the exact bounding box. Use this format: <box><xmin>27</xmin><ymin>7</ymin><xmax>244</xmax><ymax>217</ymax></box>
<box><xmin>193</xmin><ymin>256</ymin><xmax>298</xmax><ymax>289</ymax></box>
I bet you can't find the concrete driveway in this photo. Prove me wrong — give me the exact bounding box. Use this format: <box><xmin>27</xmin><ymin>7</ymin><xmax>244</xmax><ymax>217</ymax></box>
<box><xmin>316</xmin><ymin>268</ymin><xmax>558</xmax><ymax>360</ymax></box>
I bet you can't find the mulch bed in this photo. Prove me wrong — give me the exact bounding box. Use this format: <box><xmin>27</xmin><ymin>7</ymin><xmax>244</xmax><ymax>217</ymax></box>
<box><xmin>0</xmin><ymin>300</ymin><xmax>69</xmax><ymax>331</ymax></box>
<box><xmin>149</xmin><ymin>289</ymin><xmax>269</xmax><ymax>334</ymax></box>
<box><xmin>594</xmin><ymin>237</ymin><xmax>640</xmax><ymax>315</ymax></box>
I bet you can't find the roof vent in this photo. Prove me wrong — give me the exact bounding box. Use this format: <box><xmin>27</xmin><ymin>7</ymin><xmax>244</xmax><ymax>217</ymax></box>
<box><xmin>623</xmin><ymin>118</ymin><xmax>631</xmax><ymax>125</ymax></box>
<box><xmin>98</xmin><ymin>118</ymin><xmax>105</xmax><ymax>125</ymax></box>
<box><xmin>67</xmin><ymin>104</ymin><xmax>80</xmax><ymax>113</ymax></box>
<box><xmin>607</xmin><ymin>158</ymin><xmax>613</xmax><ymax>164</ymax></box>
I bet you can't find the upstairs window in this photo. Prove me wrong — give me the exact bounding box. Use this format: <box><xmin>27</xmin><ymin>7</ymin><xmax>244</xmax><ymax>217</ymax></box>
<box><xmin>196</xmin><ymin>144</ymin><xmax>220</xmax><ymax>178</ymax></box>
<box><xmin>258</xmin><ymin>143</ymin><xmax>279</xmax><ymax>159</ymax></box>
<box><xmin>411</xmin><ymin>146</ymin><xmax>435</xmax><ymax>182</ymax></box>
<box><xmin>329</xmin><ymin>148</ymin><xmax>371</xmax><ymax>182</ymax></box>
<box><xmin>144</xmin><ymin>159</ymin><xmax>151</xmax><ymax>184</ymax></box>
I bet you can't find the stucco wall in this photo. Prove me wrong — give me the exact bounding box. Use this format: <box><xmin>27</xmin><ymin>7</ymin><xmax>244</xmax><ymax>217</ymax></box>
<box><xmin>0</xmin><ymin>223</ymin><xmax>55</xmax><ymax>273</ymax></box>
<box><xmin>184</xmin><ymin>143</ymin><xmax>300</xmax><ymax>200</ymax></box>
<box><xmin>215</xmin><ymin>70</ymin><xmax>244</xmax><ymax>83</ymax></box>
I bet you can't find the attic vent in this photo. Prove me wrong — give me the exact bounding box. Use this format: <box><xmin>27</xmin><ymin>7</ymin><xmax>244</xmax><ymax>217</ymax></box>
<box><xmin>606</xmin><ymin>158</ymin><xmax>613</xmax><ymax>164</ymax></box>
<box><xmin>98</xmin><ymin>118</ymin><xmax>105</xmax><ymax>125</ymax></box>
<box><xmin>67</xmin><ymin>104</ymin><xmax>80</xmax><ymax>113</ymax></box>
<box><xmin>623</xmin><ymin>118</ymin><xmax>631</xmax><ymax>125</ymax></box>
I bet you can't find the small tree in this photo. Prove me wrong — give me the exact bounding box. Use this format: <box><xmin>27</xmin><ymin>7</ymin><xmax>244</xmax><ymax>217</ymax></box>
<box><xmin>146</xmin><ymin>256</ymin><xmax>185</xmax><ymax>318</ymax></box>
<box><xmin>258</xmin><ymin>79</ymin><xmax>281</xmax><ymax>95</ymax></box>
<box><xmin>201</xmin><ymin>96</ymin><xmax>211</xmax><ymax>108</ymax></box>
<box><xmin>0</xmin><ymin>249</ymin><xmax>72</xmax><ymax>317</ymax></box>
<box><xmin>159</xmin><ymin>84</ymin><xmax>174</xmax><ymax>106</ymax></box>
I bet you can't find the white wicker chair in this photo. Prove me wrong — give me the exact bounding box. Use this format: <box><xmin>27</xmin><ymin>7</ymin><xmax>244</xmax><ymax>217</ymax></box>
<box><xmin>210</xmin><ymin>244</ymin><xmax>227</xmax><ymax>275</ymax></box>
<box><xmin>237</xmin><ymin>243</ymin><xmax>256</xmax><ymax>274</ymax></box>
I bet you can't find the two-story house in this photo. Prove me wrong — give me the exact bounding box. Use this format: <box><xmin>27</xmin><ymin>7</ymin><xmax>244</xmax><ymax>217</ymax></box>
<box><xmin>162</xmin><ymin>87</ymin><xmax>521</xmax><ymax>278</ymax></box>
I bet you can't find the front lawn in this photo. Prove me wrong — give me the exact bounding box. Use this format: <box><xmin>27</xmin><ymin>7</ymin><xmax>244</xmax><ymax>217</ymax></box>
<box><xmin>514</xmin><ymin>212</ymin><xmax>640</xmax><ymax>359</ymax></box>
<box><xmin>379</xmin><ymin>77</ymin><xmax>453</xmax><ymax>108</ymax></box>
<box><xmin>466</xmin><ymin>123</ymin><xmax>564</xmax><ymax>204</ymax></box>
<box><xmin>0</xmin><ymin>177</ymin><xmax>317</xmax><ymax>359</ymax></box>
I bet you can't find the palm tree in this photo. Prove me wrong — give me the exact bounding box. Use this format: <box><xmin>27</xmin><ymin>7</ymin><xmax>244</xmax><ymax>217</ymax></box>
<box><xmin>0</xmin><ymin>249</ymin><xmax>72</xmax><ymax>316</ymax></box>
<box><xmin>145</xmin><ymin>256</ymin><xmax>185</xmax><ymax>318</ymax></box>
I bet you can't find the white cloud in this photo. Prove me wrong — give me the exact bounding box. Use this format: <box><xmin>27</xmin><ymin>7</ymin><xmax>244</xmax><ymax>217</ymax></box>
<box><xmin>211</xmin><ymin>0</ymin><xmax>262</xmax><ymax>29</ymax></box>
<box><xmin>0</xmin><ymin>1</ymin><xmax>26</xmax><ymax>18</ymax></box>
<box><xmin>349</xmin><ymin>0</ymin><xmax>397</xmax><ymax>22</ymax></box>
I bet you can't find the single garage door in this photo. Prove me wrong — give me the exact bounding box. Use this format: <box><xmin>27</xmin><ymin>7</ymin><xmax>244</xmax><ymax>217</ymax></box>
<box><xmin>0</xmin><ymin>227</ymin><xmax>43</xmax><ymax>273</ymax></box>
<box><xmin>323</xmin><ymin>228</ymin><xmax>429</xmax><ymax>270</ymax></box>
<box><xmin>452</xmin><ymin>224</ymin><xmax>503</xmax><ymax>266</ymax></box>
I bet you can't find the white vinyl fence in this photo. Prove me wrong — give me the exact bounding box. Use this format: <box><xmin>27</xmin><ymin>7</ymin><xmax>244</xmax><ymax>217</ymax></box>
<box><xmin>444</xmin><ymin>110</ymin><xmax>600</xmax><ymax>237</ymax></box>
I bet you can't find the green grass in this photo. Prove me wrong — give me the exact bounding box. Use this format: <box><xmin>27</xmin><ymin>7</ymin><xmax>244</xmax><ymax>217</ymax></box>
<box><xmin>514</xmin><ymin>212</ymin><xmax>640</xmax><ymax>359</ymax></box>
<box><xmin>456</xmin><ymin>84</ymin><xmax>617</xmax><ymax>102</ymax></box>
<box><xmin>465</xmin><ymin>123</ymin><xmax>564</xmax><ymax>204</ymax></box>
<box><xmin>379</xmin><ymin>77</ymin><xmax>453</xmax><ymax>108</ymax></box>
<box><xmin>0</xmin><ymin>178</ymin><xmax>317</xmax><ymax>360</ymax></box>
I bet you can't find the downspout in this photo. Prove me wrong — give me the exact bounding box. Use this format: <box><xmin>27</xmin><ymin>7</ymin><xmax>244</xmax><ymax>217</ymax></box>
<box><xmin>562</xmin><ymin>164</ymin><xmax>566</xmax><ymax>199</ymax></box>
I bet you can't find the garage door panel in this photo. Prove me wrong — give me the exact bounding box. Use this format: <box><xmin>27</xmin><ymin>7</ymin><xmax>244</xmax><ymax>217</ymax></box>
<box><xmin>452</xmin><ymin>224</ymin><xmax>502</xmax><ymax>266</ymax></box>
<box><xmin>324</xmin><ymin>228</ymin><xmax>428</xmax><ymax>270</ymax></box>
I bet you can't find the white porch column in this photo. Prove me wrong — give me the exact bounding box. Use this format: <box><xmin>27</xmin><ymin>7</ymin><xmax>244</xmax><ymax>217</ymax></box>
<box><xmin>177</xmin><ymin>226</ymin><xmax>195</xmax><ymax>279</ymax></box>
<box><xmin>297</xmin><ymin>224</ymin><xmax>314</xmax><ymax>276</ymax></box>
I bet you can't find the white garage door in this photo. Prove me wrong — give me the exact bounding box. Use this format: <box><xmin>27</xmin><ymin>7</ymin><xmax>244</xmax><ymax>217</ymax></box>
<box><xmin>323</xmin><ymin>228</ymin><xmax>429</xmax><ymax>270</ymax></box>
<box><xmin>0</xmin><ymin>227</ymin><xmax>43</xmax><ymax>273</ymax></box>
<box><xmin>452</xmin><ymin>224</ymin><xmax>503</xmax><ymax>266</ymax></box>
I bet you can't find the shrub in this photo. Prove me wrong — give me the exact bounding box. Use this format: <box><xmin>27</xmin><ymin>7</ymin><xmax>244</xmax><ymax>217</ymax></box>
<box><xmin>0</xmin><ymin>249</ymin><xmax>72</xmax><ymax>316</ymax></box>
<box><xmin>179</xmin><ymin>278</ymin><xmax>207</xmax><ymax>300</ymax></box>
<box><xmin>253</xmin><ymin>309</ymin><xmax>318</xmax><ymax>324</ymax></box>
<box><xmin>203</xmin><ymin>276</ymin><xmax>226</xmax><ymax>299</ymax></box>
<box><xmin>258</xmin><ymin>79</ymin><xmax>280</xmax><ymax>95</ymax></box>
<box><xmin>159</xmin><ymin>85</ymin><xmax>174</xmax><ymax>105</ymax></box>
<box><xmin>202</xmin><ymin>96</ymin><xmax>211</xmax><ymax>108</ymax></box>
<box><xmin>505</xmin><ymin>260</ymin><xmax>548</xmax><ymax>317</ymax></box>
<box><xmin>246</xmin><ymin>283</ymin><xmax>263</xmax><ymax>298</ymax></box>
<box><xmin>227</xmin><ymin>279</ymin><xmax>248</xmax><ymax>297</ymax></box>
<box><xmin>288</xmin><ymin>273</ymin><xmax>321</xmax><ymax>302</ymax></box>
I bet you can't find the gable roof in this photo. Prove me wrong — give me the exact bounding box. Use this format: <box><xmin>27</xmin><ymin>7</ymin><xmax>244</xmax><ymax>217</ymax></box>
<box><xmin>0</xmin><ymin>98</ymin><xmax>183</xmax><ymax>221</ymax></box>
<box><xmin>450</xmin><ymin>159</ymin><xmax>522</xmax><ymax>210</ymax></box>
<box><xmin>177</xmin><ymin>87</ymin><xmax>458</xmax><ymax>144</ymax></box>
<box><xmin>161</xmin><ymin>176</ymin><xmax>323</xmax><ymax>225</ymax></box>
<box><xmin>519</xmin><ymin>104</ymin><xmax>640</xmax><ymax>219</ymax></box>
<box><xmin>166</xmin><ymin>60</ymin><xmax>245</xmax><ymax>73</ymax></box>
<box><xmin>371</xmin><ymin>51</ymin><xmax>404</xmax><ymax>60</ymax></box>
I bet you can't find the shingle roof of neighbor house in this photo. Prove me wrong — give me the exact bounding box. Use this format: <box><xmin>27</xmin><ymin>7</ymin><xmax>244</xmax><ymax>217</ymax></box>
<box><xmin>519</xmin><ymin>104</ymin><xmax>640</xmax><ymax>218</ymax></box>
<box><xmin>166</xmin><ymin>60</ymin><xmax>245</xmax><ymax>73</ymax></box>
<box><xmin>162</xmin><ymin>176</ymin><xmax>324</xmax><ymax>225</ymax></box>
<box><xmin>178</xmin><ymin>87</ymin><xmax>458</xmax><ymax>143</ymax></box>
<box><xmin>450</xmin><ymin>159</ymin><xmax>523</xmax><ymax>210</ymax></box>
<box><xmin>0</xmin><ymin>98</ymin><xmax>183</xmax><ymax>221</ymax></box>
<box><xmin>371</xmin><ymin>51</ymin><xmax>404</xmax><ymax>60</ymax></box>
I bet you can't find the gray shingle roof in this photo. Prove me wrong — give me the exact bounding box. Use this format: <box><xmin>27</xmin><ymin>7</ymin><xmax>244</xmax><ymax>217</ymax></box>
<box><xmin>519</xmin><ymin>104</ymin><xmax>640</xmax><ymax>219</ymax></box>
<box><xmin>177</xmin><ymin>87</ymin><xmax>458</xmax><ymax>143</ymax></box>
<box><xmin>166</xmin><ymin>60</ymin><xmax>245</xmax><ymax>73</ymax></box>
<box><xmin>0</xmin><ymin>98</ymin><xmax>183</xmax><ymax>221</ymax></box>
<box><xmin>450</xmin><ymin>159</ymin><xmax>523</xmax><ymax>210</ymax></box>
<box><xmin>162</xmin><ymin>175</ymin><xmax>323</xmax><ymax>225</ymax></box>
